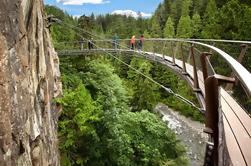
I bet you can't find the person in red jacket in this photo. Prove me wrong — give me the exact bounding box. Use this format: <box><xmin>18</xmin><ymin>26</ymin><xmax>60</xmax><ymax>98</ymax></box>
<box><xmin>130</xmin><ymin>35</ymin><xmax>136</xmax><ymax>50</ymax></box>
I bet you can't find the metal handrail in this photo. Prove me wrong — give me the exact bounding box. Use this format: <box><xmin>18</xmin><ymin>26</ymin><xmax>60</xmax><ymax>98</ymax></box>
<box><xmin>190</xmin><ymin>41</ymin><xmax>251</xmax><ymax>98</ymax></box>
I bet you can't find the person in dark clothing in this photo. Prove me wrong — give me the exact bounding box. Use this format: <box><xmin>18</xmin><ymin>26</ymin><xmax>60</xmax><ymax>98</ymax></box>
<box><xmin>88</xmin><ymin>38</ymin><xmax>94</xmax><ymax>50</ymax></box>
<box><xmin>139</xmin><ymin>35</ymin><xmax>144</xmax><ymax>50</ymax></box>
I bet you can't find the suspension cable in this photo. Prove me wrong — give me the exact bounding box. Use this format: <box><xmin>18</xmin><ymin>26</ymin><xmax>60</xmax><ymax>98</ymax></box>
<box><xmin>57</xmin><ymin>21</ymin><xmax>203</xmax><ymax>111</ymax></box>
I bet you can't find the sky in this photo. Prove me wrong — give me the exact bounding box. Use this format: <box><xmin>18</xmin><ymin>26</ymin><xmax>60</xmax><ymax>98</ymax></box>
<box><xmin>44</xmin><ymin>0</ymin><xmax>163</xmax><ymax>18</ymax></box>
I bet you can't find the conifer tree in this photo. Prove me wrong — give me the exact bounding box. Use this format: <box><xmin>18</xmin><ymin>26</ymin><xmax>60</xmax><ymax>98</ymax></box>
<box><xmin>176</xmin><ymin>0</ymin><xmax>193</xmax><ymax>38</ymax></box>
<box><xmin>201</xmin><ymin>0</ymin><xmax>220</xmax><ymax>38</ymax></box>
<box><xmin>151</xmin><ymin>16</ymin><xmax>162</xmax><ymax>37</ymax></box>
<box><xmin>182</xmin><ymin>0</ymin><xmax>192</xmax><ymax>16</ymax></box>
<box><xmin>177</xmin><ymin>16</ymin><xmax>193</xmax><ymax>38</ymax></box>
<box><xmin>164</xmin><ymin>17</ymin><xmax>175</xmax><ymax>38</ymax></box>
<box><xmin>192</xmin><ymin>12</ymin><xmax>202</xmax><ymax>38</ymax></box>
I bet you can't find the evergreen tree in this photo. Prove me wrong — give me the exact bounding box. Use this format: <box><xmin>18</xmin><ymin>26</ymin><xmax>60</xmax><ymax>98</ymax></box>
<box><xmin>192</xmin><ymin>12</ymin><xmax>202</xmax><ymax>38</ymax></box>
<box><xmin>237</xmin><ymin>5</ymin><xmax>251</xmax><ymax>40</ymax></box>
<box><xmin>182</xmin><ymin>0</ymin><xmax>192</xmax><ymax>16</ymax></box>
<box><xmin>151</xmin><ymin>16</ymin><xmax>162</xmax><ymax>37</ymax></box>
<box><xmin>176</xmin><ymin>0</ymin><xmax>193</xmax><ymax>38</ymax></box>
<box><xmin>163</xmin><ymin>0</ymin><xmax>172</xmax><ymax>21</ymax></box>
<box><xmin>201</xmin><ymin>0</ymin><xmax>220</xmax><ymax>38</ymax></box>
<box><xmin>218</xmin><ymin>0</ymin><xmax>246</xmax><ymax>39</ymax></box>
<box><xmin>192</xmin><ymin>0</ymin><xmax>202</xmax><ymax>14</ymax></box>
<box><xmin>177</xmin><ymin>16</ymin><xmax>193</xmax><ymax>38</ymax></box>
<box><xmin>170</xmin><ymin>0</ymin><xmax>183</xmax><ymax>28</ymax></box>
<box><xmin>164</xmin><ymin>17</ymin><xmax>175</xmax><ymax>38</ymax></box>
<box><xmin>127</xmin><ymin>58</ymin><xmax>160</xmax><ymax>112</ymax></box>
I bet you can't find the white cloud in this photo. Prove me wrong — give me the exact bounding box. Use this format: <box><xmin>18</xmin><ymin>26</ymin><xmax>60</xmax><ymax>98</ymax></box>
<box><xmin>111</xmin><ymin>10</ymin><xmax>152</xmax><ymax>18</ymax></box>
<box><xmin>57</xmin><ymin>0</ymin><xmax>110</xmax><ymax>5</ymax></box>
<box><xmin>140</xmin><ymin>12</ymin><xmax>152</xmax><ymax>18</ymax></box>
<box><xmin>73</xmin><ymin>15</ymin><xmax>82</xmax><ymax>18</ymax></box>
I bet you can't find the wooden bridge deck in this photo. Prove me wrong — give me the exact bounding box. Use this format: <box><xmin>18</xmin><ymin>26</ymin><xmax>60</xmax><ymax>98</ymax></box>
<box><xmin>149</xmin><ymin>51</ymin><xmax>251</xmax><ymax>166</ymax></box>
<box><xmin>58</xmin><ymin>49</ymin><xmax>251</xmax><ymax>165</ymax></box>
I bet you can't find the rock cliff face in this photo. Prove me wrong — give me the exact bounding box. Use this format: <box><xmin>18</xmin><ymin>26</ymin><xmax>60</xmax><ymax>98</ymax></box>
<box><xmin>0</xmin><ymin>0</ymin><xmax>61</xmax><ymax>165</ymax></box>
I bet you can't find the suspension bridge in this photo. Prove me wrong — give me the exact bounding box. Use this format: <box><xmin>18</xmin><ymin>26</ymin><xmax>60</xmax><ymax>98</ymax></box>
<box><xmin>52</xmin><ymin>19</ymin><xmax>251</xmax><ymax>166</ymax></box>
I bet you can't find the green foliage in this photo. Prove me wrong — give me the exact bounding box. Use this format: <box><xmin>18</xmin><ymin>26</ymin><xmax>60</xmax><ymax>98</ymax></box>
<box><xmin>127</xmin><ymin>58</ymin><xmax>160</xmax><ymax>112</ymax></box>
<box><xmin>164</xmin><ymin>17</ymin><xmax>175</xmax><ymax>38</ymax></box>
<box><xmin>101</xmin><ymin>110</ymin><xmax>188</xmax><ymax>165</ymax></box>
<box><xmin>58</xmin><ymin>56</ymin><xmax>189</xmax><ymax>165</ymax></box>
<box><xmin>151</xmin><ymin>64</ymin><xmax>204</xmax><ymax>122</ymax></box>
<box><xmin>201</xmin><ymin>0</ymin><xmax>220</xmax><ymax>38</ymax></box>
<box><xmin>236</xmin><ymin>6</ymin><xmax>251</xmax><ymax>40</ymax></box>
<box><xmin>192</xmin><ymin>12</ymin><xmax>202</xmax><ymax>38</ymax></box>
<box><xmin>176</xmin><ymin>16</ymin><xmax>193</xmax><ymax>38</ymax></box>
<box><xmin>170</xmin><ymin>0</ymin><xmax>183</xmax><ymax>28</ymax></box>
<box><xmin>151</xmin><ymin>15</ymin><xmax>162</xmax><ymax>37</ymax></box>
<box><xmin>182</xmin><ymin>0</ymin><xmax>192</xmax><ymax>16</ymax></box>
<box><xmin>83</xmin><ymin>59</ymin><xmax>128</xmax><ymax>111</ymax></box>
<box><xmin>218</xmin><ymin>0</ymin><xmax>248</xmax><ymax>40</ymax></box>
<box><xmin>56</xmin><ymin>84</ymin><xmax>101</xmax><ymax>165</ymax></box>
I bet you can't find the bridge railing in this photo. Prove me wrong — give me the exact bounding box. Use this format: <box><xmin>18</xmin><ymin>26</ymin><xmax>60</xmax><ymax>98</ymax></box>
<box><xmin>143</xmin><ymin>39</ymin><xmax>251</xmax><ymax>112</ymax></box>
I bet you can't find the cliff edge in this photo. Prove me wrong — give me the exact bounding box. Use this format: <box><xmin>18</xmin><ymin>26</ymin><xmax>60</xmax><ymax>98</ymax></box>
<box><xmin>0</xmin><ymin>0</ymin><xmax>61</xmax><ymax>165</ymax></box>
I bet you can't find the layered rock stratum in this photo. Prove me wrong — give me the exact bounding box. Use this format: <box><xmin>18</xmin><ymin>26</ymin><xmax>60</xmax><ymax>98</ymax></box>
<box><xmin>0</xmin><ymin>0</ymin><xmax>61</xmax><ymax>165</ymax></box>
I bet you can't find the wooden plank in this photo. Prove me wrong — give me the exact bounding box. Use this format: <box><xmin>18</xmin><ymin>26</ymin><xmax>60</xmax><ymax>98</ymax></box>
<box><xmin>221</xmin><ymin>95</ymin><xmax>251</xmax><ymax>165</ymax></box>
<box><xmin>222</xmin><ymin>115</ymin><xmax>247</xmax><ymax>166</ymax></box>
<box><xmin>221</xmin><ymin>89</ymin><xmax>251</xmax><ymax>136</ymax></box>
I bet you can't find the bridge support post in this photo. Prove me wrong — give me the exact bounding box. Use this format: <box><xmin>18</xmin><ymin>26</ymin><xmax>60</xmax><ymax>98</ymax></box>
<box><xmin>190</xmin><ymin>44</ymin><xmax>200</xmax><ymax>91</ymax></box>
<box><xmin>204</xmin><ymin>74</ymin><xmax>235</xmax><ymax>166</ymax></box>
<box><xmin>181</xmin><ymin>43</ymin><xmax>188</xmax><ymax>75</ymax></box>
<box><xmin>171</xmin><ymin>42</ymin><xmax>176</xmax><ymax>66</ymax></box>
<box><xmin>225</xmin><ymin>44</ymin><xmax>248</xmax><ymax>90</ymax></box>
<box><xmin>200</xmin><ymin>52</ymin><xmax>212</xmax><ymax>82</ymax></box>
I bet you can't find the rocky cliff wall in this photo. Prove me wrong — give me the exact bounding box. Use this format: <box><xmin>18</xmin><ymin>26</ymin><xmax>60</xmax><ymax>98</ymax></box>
<box><xmin>0</xmin><ymin>0</ymin><xmax>61</xmax><ymax>165</ymax></box>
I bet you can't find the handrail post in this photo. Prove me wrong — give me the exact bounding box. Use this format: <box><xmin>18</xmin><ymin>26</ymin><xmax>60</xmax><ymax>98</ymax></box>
<box><xmin>80</xmin><ymin>41</ymin><xmax>83</xmax><ymax>50</ymax></box>
<box><xmin>237</xmin><ymin>44</ymin><xmax>248</xmax><ymax>63</ymax></box>
<box><xmin>190</xmin><ymin>44</ymin><xmax>200</xmax><ymax>91</ymax></box>
<box><xmin>171</xmin><ymin>42</ymin><xmax>176</xmax><ymax>65</ymax></box>
<box><xmin>181</xmin><ymin>43</ymin><xmax>188</xmax><ymax>75</ymax></box>
<box><xmin>225</xmin><ymin>44</ymin><xmax>248</xmax><ymax>90</ymax></box>
<box><xmin>200</xmin><ymin>52</ymin><xmax>212</xmax><ymax>82</ymax></box>
<box><xmin>162</xmin><ymin>41</ymin><xmax>167</xmax><ymax>59</ymax></box>
<box><xmin>204</xmin><ymin>75</ymin><xmax>219</xmax><ymax>166</ymax></box>
<box><xmin>204</xmin><ymin>74</ymin><xmax>235</xmax><ymax>166</ymax></box>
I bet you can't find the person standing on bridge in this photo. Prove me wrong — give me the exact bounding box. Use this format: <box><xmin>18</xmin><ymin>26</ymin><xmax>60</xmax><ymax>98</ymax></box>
<box><xmin>130</xmin><ymin>35</ymin><xmax>136</xmax><ymax>50</ymax></box>
<box><xmin>88</xmin><ymin>38</ymin><xmax>94</xmax><ymax>50</ymax></box>
<box><xmin>139</xmin><ymin>35</ymin><xmax>144</xmax><ymax>50</ymax></box>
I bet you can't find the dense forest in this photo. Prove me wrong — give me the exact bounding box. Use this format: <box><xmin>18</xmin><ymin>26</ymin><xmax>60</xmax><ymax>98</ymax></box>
<box><xmin>46</xmin><ymin>0</ymin><xmax>251</xmax><ymax>42</ymax></box>
<box><xmin>45</xmin><ymin>0</ymin><xmax>251</xmax><ymax>165</ymax></box>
